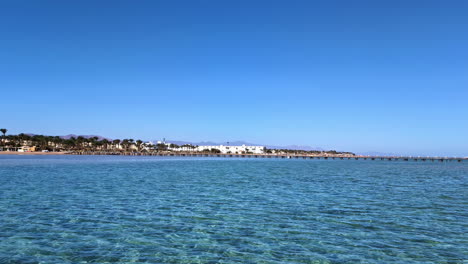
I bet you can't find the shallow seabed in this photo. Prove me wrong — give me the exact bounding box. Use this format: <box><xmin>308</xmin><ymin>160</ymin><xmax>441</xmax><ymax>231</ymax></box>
<box><xmin>0</xmin><ymin>155</ymin><xmax>466</xmax><ymax>263</ymax></box>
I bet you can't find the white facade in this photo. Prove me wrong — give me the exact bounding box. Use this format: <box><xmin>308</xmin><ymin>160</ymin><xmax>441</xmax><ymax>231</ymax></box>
<box><xmin>153</xmin><ymin>141</ymin><xmax>265</xmax><ymax>154</ymax></box>
<box><xmin>196</xmin><ymin>145</ymin><xmax>265</xmax><ymax>154</ymax></box>
<box><xmin>169</xmin><ymin>145</ymin><xmax>196</xmax><ymax>152</ymax></box>
<box><xmin>155</xmin><ymin>141</ymin><xmax>196</xmax><ymax>152</ymax></box>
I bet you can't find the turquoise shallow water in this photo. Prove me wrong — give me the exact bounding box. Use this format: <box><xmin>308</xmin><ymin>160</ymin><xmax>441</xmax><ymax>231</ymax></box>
<box><xmin>0</xmin><ymin>155</ymin><xmax>466</xmax><ymax>263</ymax></box>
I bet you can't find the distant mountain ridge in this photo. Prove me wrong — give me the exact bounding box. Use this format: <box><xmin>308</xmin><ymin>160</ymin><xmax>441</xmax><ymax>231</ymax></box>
<box><xmin>25</xmin><ymin>133</ymin><xmax>111</xmax><ymax>141</ymax></box>
<box><xmin>60</xmin><ymin>134</ymin><xmax>110</xmax><ymax>140</ymax></box>
<box><xmin>22</xmin><ymin>133</ymin><xmax>337</xmax><ymax>152</ymax></box>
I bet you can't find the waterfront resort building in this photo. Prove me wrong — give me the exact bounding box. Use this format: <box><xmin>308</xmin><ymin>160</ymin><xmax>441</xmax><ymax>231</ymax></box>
<box><xmin>196</xmin><ymin>144</ymin><xmax>265</xmax><ymax>154</ymax></box>
<box><xmin>155</xmin><ymin>141</ymin><xmax>266</xmax><ymax>154</ymax></box>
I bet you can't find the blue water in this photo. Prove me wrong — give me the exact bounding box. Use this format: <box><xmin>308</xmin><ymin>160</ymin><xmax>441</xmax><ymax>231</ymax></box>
<box><xmin>0</xmin><ymin>155</ymin><xmax>466</xmax><ymax>263</ymax></box>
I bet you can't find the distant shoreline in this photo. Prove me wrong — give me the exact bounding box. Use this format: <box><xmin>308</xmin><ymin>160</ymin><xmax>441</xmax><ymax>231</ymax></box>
<box><xmin>0</xmin><ymin>151</ymin><xmax>465</xmax><ymax>162</ymax></box>
<box><xmin>0</xmin><ymin>151</ymin><xmax>67</xmax><ymax>155</ymax></box>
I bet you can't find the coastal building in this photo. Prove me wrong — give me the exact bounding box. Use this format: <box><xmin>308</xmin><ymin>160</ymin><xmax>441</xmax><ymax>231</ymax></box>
<box><xmin>154</xmin><ymin>141</ymin><xmax>196</xmax><ymax>152</ymax></box>
<box><xmin>0</xmin><ymin>146</ymin><xmax>36</xmax><ymax>152</ymax></box>
<box><xmin>196</xmin><ymin>144</ymin><xmax>265</xmax><ymax>154</ymax></box>
<box><xmin>154</xmin><ymin>141</ymin><xmax>265</xmax><ymax>154</ymax></box>
<box><xmin>171</xmin><ymin>145</ymin><xmax>196</xmax><ymax>152</ymax></box>
<box><xmin>17</xmin><ymin>146</ymin><xmax>35</xmax><ymax>152</ymax></box>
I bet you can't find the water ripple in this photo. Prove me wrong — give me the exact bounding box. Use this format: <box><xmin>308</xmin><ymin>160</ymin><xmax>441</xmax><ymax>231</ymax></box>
<box><xmin>0</xmin><ymin>156</ymin><xmax>467</xmax><ymax>263</ymax></box>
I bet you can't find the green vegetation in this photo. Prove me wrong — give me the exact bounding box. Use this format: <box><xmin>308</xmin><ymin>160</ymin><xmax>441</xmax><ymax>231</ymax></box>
<box><xmin>0</xmin><ymin>129</ymin><xmax>355</xmax><ymax>156</ymax></box>
<box><xmin>0</xmin><ymin>131</ymin><xmax>148</xmax><ymax>152</ymax></box>
<box><xmin>0</xmin><ymin>128</ymin><xmax>7</xmax><ymax>146</ymax></box>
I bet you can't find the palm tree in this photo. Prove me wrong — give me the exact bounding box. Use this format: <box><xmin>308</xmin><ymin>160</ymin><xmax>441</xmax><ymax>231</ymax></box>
<box><xmin>0</xmin><ymin>128</ymin><xmax>7</xmax><ymax>146</ymax></box>
<box><xmin>47</xmin><ymin>136</ymin><xmax>54</xmax><ymax>150</ymax></box>
<box><xmin>31</xmin><ymin>135</ymin><xmax>46</xmax><ymax>150</ymax></box>
<box><xmin>112</xmin><ymin>139</ymin><xmax>121</xmax><ymax>151</ymax></box>
<box><xmin>18</xmin><ymin>133</ymin><xmax>25</xmax><ymax>144</ymax></box>
<box><xmin>136</xmin><ymin>140</ymin><xmax>143</xmax><ymax>151</ymax></box>
<box><xmin>94</xmin><ymin>140</ymin><xmax>103</xmax><ymax>151</ymax></box>
<box><xmin>64</xmin><ymin>138</ymin><xmax>76</xmax><ymax>150</ymax></box>
<box><xmin>156</xmin><ymin>143</ymin><xmax>167</xmax><ymax>152</ymax></box>
<box><xmin>128</xmin><ymin>139</ymin><xmax>135</xmax><ymax>152</ymax></box>
<box><xmin>77</xmin><ymin>136</ymin><xmax>85</xmax><ymax>150</ymax></box>
<box><xmin>88</xmin><ymin>137</ymin><xmax>98</xmax><ymax>150</ymax></box>
<box><xmin>121</xmin><ymin>139</ymin><xmax>130</xmax><ymax>151</ymax></box>
<box><xmin>101</xmin><ymin>139</ymin><xmax>110</xmax><ymax>151</ymax></box>
<box><xmin>8</xmin><ymin>135</ymin><xmax>19</xmax><ymax>147</ymax></box>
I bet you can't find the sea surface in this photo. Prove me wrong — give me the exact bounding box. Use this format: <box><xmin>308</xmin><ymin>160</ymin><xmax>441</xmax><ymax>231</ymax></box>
<box><xmin>0</xmin><ymin>155</ymin><xmax>466</xmax><ymax>263</ymax></box>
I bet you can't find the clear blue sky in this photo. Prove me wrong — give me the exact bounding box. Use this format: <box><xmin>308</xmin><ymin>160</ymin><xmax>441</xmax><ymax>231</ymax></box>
<box><xmin>1</xmin><ymin>0</ymin><xmax>467</xmax><ymax>156</ymax></box>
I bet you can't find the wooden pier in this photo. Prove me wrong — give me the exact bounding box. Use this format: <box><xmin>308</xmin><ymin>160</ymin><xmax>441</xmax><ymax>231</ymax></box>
<box><xmin>67</xmin><ymin>151</ymin><xmax>467</xmax><ymax>163</ymax></box>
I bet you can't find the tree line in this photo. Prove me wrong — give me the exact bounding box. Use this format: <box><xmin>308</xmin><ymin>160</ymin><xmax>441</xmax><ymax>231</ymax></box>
<box><xmin>0</xmin><ymin>129</ymin><xmax>205</xmax><ymax>152</ymax></box>
<box><xmin>0</xmin><ymin>129</ymin><xmax>156</xmax><ymax>152</ymax></box>
<box><xmin>0</xmin><ymin>128</ymin><xmax>355</xmax><ymax>155</ymax></box>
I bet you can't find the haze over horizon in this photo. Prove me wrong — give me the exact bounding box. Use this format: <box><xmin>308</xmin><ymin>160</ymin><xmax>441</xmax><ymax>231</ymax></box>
<box><xmin>2</xmin><ymin>1</ymin><xmax>467</xmax><ymax>157</ymax></box>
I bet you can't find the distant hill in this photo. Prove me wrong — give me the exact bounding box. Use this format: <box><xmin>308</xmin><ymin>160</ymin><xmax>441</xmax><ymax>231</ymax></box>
<box><xmin>22</xmin><ymin>133</ymin><xmax>333</xmax><ymax>151</ymax></box>
<box><xmin>60</xmin><ymin>134</ymin><xmax>111</xmax><ymax>140</ymax></box>
<box><xmin>164</xmin><ymin>140</ymin><xmax>261</xmax><ymax>146</ymax></box>
<box><xmin>25</xmin><ymin>133</ymin><xmax>111</xmax><ymax>141</ymax></box>
<box><xmin>266</xmin><ymin>144</ymin><xmax>325</xmax><ymax>151</ymax></box>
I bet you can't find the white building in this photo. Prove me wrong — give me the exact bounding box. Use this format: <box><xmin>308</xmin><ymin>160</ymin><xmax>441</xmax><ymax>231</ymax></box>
<box><xmin>153</xmin><ymin>140</ymin><xmax>265</xmax><ymax>154</ymax></box>
<box><xmin>197</xmin><ymin>144</ymin><xmax>265</xmax><ymax>154</ymax></box>
<box><xmin>155</xmin><ymin>141</ymin><xmax>196</xmax><ymax>152</ymax></box>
